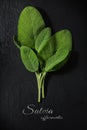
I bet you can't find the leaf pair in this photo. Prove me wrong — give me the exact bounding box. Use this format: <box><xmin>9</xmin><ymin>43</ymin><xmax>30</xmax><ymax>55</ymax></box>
<box><xmin>13</xmin><ymin>6</ymin><xmax>72</xmax><ymax>102</ymax></box>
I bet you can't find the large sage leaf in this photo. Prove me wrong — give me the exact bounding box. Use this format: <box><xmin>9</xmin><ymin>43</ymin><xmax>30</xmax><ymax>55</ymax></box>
<box><xmin>18</xmin><ymin>6</ymin><xmax>45</xmax><ymax>48</ymax></box>
<box><xmin>44</xmin><ymin>49</ymin><xmax>69</xmax><ymax>72</ymax></box>
<box><xmin>46</xmin><ymin>29</ymin><xmax>72</xmax><ymax>71</ymax></box>
<box><xmin>39</xmin><ymin>29</ymin><xmax>72</xmax><ymax>61</ymax></box>
<box><xmin>35</xmin><ymin>27</ymin><xmax>51</xmax><ymax>53</ymax></box>
<box><xmin>20</xmin><ymin>46</ymin><xmax>39</xmax><ymax>72</ymax></box>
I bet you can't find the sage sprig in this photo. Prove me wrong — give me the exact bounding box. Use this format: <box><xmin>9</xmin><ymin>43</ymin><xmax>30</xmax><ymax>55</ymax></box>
<box><xmin>13</xmin><ymin>6</ymin><xmax>72</xmax><ymax>102</ymax></box>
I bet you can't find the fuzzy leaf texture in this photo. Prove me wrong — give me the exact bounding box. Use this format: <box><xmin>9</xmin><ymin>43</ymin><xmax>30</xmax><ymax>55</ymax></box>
<box><xmin>44</xmin><ymin>29</ymin><xmax>72</xmax><ymax>71</ymax></box>
<box><xmin>20</xmin><ymin>46</ymin><xmax>39</xmax><ymax>72</ymax></box>
<box><xmin>13</xmin><ymin>6</ymin><xmax>72</xmax><ymax>102</ymax></box>
<box><xmin>35</xmin><ymin>27</ymin><xmax>51</xmax><ymax>53</ymax></box>
<box><xmin>18</xmin><ymin>6</ymin><xmax>45</xmax><ymax>48</ymax></box>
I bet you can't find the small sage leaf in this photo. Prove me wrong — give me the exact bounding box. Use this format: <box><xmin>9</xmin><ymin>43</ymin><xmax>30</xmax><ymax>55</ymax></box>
<box><xmin>35</xmin><ymin>27</ymin><xmax>51</xmax><ymax>53</ymax></box>
<box><xmin>39</xmin><ymin>34</ymin><xmax>56</xmax><ymax>61</ymax></box>
<box><xmin>20</xmin><ymin>46</ymin><xmax>39</xmax><ymax>72</ymax></box>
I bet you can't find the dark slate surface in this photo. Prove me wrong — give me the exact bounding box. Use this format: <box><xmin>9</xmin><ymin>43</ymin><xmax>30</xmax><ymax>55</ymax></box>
<box><xmin>0</xmin><ymin>0</ymin><xmax>87</xmax><ymax>130</ymax></box>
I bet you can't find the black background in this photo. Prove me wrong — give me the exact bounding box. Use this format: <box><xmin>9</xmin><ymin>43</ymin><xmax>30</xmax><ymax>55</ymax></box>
<box><xmin>0</xmin><ymin>0</ymin><xmax>87</xmax><ymax>130</ymax></box>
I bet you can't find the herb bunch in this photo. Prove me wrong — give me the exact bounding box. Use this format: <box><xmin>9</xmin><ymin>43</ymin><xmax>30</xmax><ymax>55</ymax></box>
<box><xmin>13</xmin><ymin>6</ymin><xmax>72</xmax><ymax>102</ymax></box>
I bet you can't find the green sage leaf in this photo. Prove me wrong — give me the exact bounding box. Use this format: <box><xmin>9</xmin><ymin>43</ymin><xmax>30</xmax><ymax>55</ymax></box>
<box><xmin>18</xmin><ymin>6</ymin><xmax>45</xmax><ymax>48</ymax></box>
<box><xmin>54</xmin><ymin>29</ymin><xmax>72</xmax><ymax>51</ymax></box>
<box><xmin>39</xmin><ymin>29</ymin><xmax>72</xmax><ymax>61</ymax></box>
<box><xmin>38</xmin><ymin>34</ymin><xmax>56</xmax><ymax>61</ymax></box>
<box><xmin>46</xmin><ymin>29</ymin><xmax>72</xmax><ymax>71</ymax></box>
<box><xmin>35</xmin><ymin>27</ymin><xmax>51</xmax><ymax>53</ymax></box>
<box><xmin>48</xmin><ymin>52</ymin><xmax>71</xmax><ymax>71</ymax></box>
<box><xmin>20</xmin><ymin>46</ymin><xmax>39</xmax><ymax>72</ymax></box>
<box><xmin>44</xmin><ymin>49</ymin><xmax>69</xmax><ymax>72</ymax></box>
